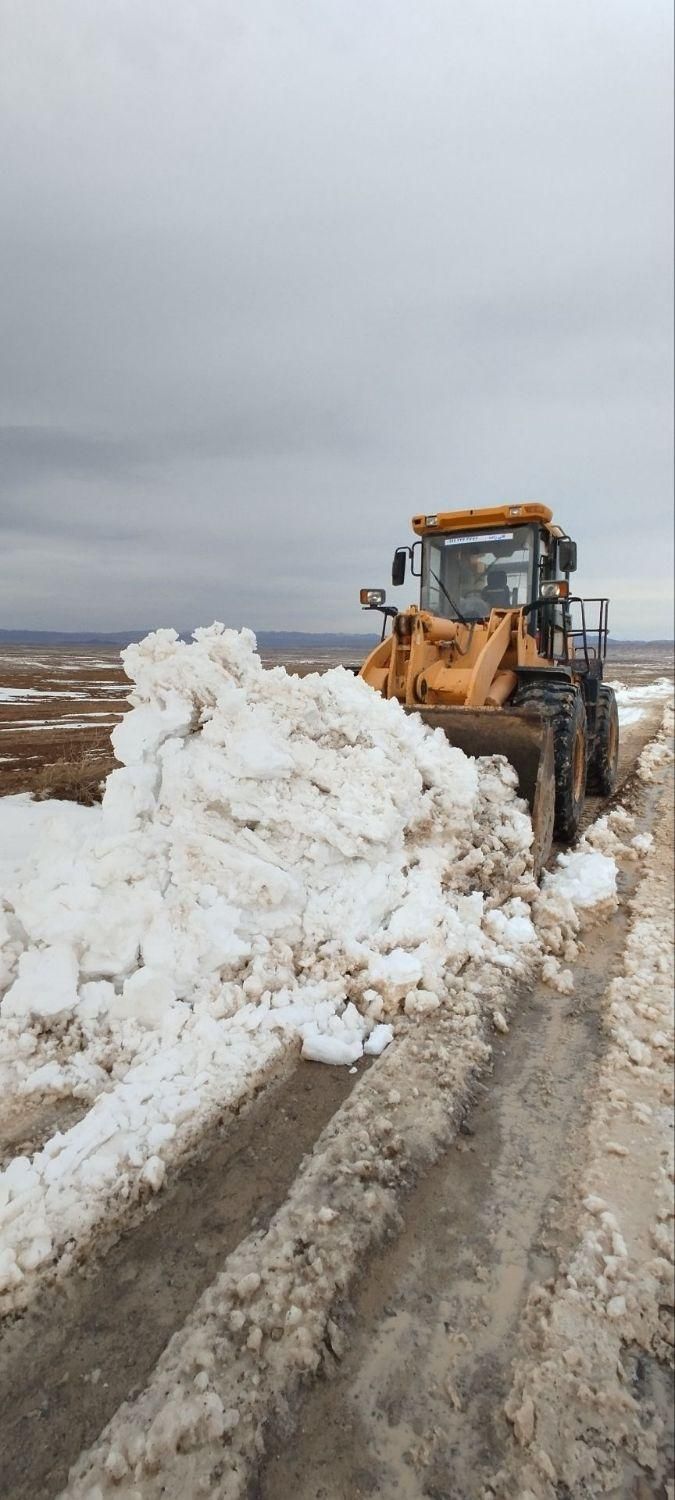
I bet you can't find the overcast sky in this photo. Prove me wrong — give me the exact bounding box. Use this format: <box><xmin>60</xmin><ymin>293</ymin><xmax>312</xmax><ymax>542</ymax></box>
<box><xmin>1</xmin><ymin>0</ymin><xmax>673</xmax><ymax>637</ymax></box>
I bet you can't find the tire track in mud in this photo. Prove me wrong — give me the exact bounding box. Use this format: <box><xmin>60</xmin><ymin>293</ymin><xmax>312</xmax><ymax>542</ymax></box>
<box><xmin>0</xmin><ymin>1097</ymin><xmax>89</xmax><ymax>1171</ymax></box>
<box><xmin>255</xmin><ymin>803</ymin><xmax>657</xmax><ymax>1499</ymax></box>
<box><xmin>578</xmin><ymin>700</ymin><xmax>665</xmax><ymax>837</ymax></box>
<box><xmin>0</xmin><ymin>1060</ymin><xmax>364</xmax><ymax>1500</ymax></box>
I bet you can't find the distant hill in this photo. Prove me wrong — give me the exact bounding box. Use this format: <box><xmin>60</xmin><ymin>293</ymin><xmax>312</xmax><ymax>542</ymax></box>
<box><xmin>0</xmin><ymin>628</ymin><xmax>670</xmax><ymax>650</ymax></box>
<box><xmin>0</xmin><ymin>628</ymin><xmax>381</xmax><ymax>648</ymax></box>
<box><xmin>606</xmin><ymin>639</ymin><xmax>674</xmax><ymax>653</ymax></box>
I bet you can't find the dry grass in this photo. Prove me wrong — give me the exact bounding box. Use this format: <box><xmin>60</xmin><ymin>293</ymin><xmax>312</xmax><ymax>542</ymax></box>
<box><xmin>1</xmin><ymin>739</ymin><xmax>117</xmax><ymax>805</ymax></box>
<box><xmin>27</xmin><ymin>743</ymin><xmax>117</xmax><ymax>804</ymax></box>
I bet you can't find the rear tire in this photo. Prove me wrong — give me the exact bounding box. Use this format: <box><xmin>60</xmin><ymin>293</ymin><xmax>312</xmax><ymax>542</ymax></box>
<box><xmin>587</xmin><ymin>685</ymin><xmax>619</xmax><ymax>797</ymax></box>
<box><xmin>513</xmin><ymin>680</ymin><xmax>588</xmax><ymax>843</ymax></box>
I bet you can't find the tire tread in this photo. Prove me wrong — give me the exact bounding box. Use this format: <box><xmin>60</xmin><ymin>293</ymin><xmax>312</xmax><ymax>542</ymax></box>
<box><xmin>514</xmin><ymin>679</ymin><xmax>587</xmax><ymax>843</ymax></box>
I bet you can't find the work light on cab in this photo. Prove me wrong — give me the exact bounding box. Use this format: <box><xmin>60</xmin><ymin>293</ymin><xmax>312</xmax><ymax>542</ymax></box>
<box><xmin>360</xmin><ymin>588</ymin><xmax>386</xmax><ymax>607</ymax></box>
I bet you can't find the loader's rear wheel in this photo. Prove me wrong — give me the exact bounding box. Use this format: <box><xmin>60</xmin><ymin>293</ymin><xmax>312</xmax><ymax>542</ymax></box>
<box><xmin>586</xmin><ymin>685</ymin><xmax>619</xmax><ymax>797</ymax></box>
<box><xmin>514</xmin><ymin>681</ymin><xmax>588</xmax><ymax>843</ymax></box>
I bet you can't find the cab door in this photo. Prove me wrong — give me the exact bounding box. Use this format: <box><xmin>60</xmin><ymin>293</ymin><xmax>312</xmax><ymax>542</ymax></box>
<box><xmin>538</xmin><ymin>531</ymin><xmax>567</xmax><ymax>661</ymax></box>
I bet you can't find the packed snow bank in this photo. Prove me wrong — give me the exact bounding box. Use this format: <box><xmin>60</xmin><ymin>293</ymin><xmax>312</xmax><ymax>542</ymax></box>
<box><xmin>1</xmin><ymin>627</ymin><xmax>537</xmax><ymax>1053</ymax></box>
<box><xmin>0</xmin><ymin>795</ymin><xmax>97</xmax><ymax>886</ymax></box>
<box><xmin>607</xmin><ymin>676</ymin><xmax>674</xmax><ymax>728</ymax></box>
<box><xmin>0</xmin><ymin>625</ymin><xmax>546</xmax><ymax>1306</ymax></box>
<box><xmin>533</xmin><ymin>805</ymin><xmax>653</xmax><ymax>995</ymax></box>
<box><xmin>608</xmin><ymin>676</ymin><xmax>673</xmax><ymax>702</ymax></box>
<box><xmin>637</xmin><ymin>701</ymin><xmax>674</xmax><ymax>782</ymax></box>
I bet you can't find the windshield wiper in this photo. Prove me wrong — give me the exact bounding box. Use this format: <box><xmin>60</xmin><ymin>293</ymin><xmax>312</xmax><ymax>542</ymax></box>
<box><xmin>429</xmin><ymin>568</ymin><xmax>469</xmax><ymax>627</ymax></box>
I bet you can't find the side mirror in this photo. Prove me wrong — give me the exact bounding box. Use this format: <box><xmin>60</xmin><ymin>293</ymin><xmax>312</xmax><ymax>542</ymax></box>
<box><xmin>558</xmin><ymin>539</ymin><xmax>577</xmax><ymax>574</ymax></box>
<box><xmin>392</xmin><ymin>548</ymin><xmax>407</xmax><ymax>586</ymax></box>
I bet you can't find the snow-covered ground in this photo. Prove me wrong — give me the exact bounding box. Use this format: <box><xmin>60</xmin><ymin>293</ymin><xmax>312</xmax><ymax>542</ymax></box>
<box><xmin>608</xmin><ymin>675</ymin><xmax>673</xmax><ymax>727</ymax></box>
<box><xmin>0</xmin><ymin>626</ymin><xmax>629</xmax><ymax>1312</ymax></box>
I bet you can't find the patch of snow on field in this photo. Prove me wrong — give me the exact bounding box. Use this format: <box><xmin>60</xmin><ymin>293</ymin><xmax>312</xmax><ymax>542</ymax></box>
<box><xmin>608</xmin><ymin>676</ymin><xmax>673</xmax><ymax>702</ymax></box>
<box><xmin>617</xmin><ymin>704</ymin><xmax>643</xmax><ymax>727</ymax></box>
<box><xmin>0</xmin><ymin>687</ymin><xmax>90</xmax><ymax>702</ymax></box>
<box><xmin>608</xmin><ymin>675</ymin><xmax>674</xmax><ymax>728</ymax></box>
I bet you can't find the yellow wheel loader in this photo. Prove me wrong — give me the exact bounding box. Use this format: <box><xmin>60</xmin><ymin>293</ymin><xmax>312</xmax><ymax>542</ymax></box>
<box><xmin>359</xmin><ymin>503</ymin><xmax>619</xmax><ymax>875</ymax></box>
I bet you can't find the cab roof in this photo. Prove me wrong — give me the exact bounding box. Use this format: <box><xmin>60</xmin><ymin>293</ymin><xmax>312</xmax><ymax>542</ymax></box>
<box><xmin>411</xmin><ymin>502</ymin><xmax>554</xmax><ymax>537</ymax></box>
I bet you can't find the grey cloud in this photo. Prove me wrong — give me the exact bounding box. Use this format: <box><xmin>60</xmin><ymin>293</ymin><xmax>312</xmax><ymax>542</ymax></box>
<box><xmin>0</xmin><ymin>0</ymin><xmax>672</xmax><ymax>636</ymax></box>
<box><xmin>0</xmin><ymin>427</ymin><xmax>143</xmax><ymax>485</ymax></box>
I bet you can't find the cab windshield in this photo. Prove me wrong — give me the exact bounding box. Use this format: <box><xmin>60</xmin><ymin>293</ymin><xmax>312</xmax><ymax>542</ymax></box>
<box><xmin>420</xmin><ymin>525</ymin><xmax>536</xmax><ymax>621</ymax></box>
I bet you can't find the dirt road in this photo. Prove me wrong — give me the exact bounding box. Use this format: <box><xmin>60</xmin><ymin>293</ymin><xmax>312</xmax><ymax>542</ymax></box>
<box><xmin>259</xmin><ymin>786</ymin><xmax>672</xmax><ymax>1500</ymax></box>
<box><xmin>0</xmin><ymin>1063</ymin><xmax>362</xmax><ymax>1500</ymax></box>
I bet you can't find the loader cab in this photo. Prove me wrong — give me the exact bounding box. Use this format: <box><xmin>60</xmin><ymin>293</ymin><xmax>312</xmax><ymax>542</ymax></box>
<box><xmin>418</xmin><ymin>523</ymin><xmax>538</xmax><ymax>623</ymax></box>
<box><xmin>392</xmin><ymin>505</ymin><xmax>591</xmax><ymax>663</ymax></box>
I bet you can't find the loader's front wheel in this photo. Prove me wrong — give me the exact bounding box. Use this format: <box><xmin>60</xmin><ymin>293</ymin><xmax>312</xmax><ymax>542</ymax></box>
<box><xmin>587</xmin><ymin>685</ymin><xmax>619</xmax><ymax>797</ymax></box>
<box><xmin>514</xmin><ymin>681</ymin><xmax>588</xmax><ymax>844</ymax></box>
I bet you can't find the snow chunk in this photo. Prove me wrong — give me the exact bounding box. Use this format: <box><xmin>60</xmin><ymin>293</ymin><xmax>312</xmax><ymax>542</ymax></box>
<box><xmin>363</xmin><ymin>1024</ymin><xmax>394</xmax><ymax>1056</ymax></box>
<box><xmin>110</xmin><ymin>968</ymin><xmax>177</xmax><ymax>1028</ymax></box>
<box><xmin>543</xmin><ymin>849</ymin><xmax>617</xmax><ymax>912</ymax></box>
<box><xmin>301</xmin><ymin>1034</ymin><xmax>364</xmax><ymax>1066</ymax></box>
<box><xmin>2</xmin><ymin>944</ymin><xmax>79</xmax><ymax>1023</ymax></box>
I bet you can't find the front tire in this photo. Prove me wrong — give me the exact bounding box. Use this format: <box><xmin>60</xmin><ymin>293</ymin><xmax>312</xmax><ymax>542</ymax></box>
<box><xmin>514</xmin><ymin>681</ymin><xmax>588</xmax><ymax>843</ymax></box>
<box><xmin>587</xmin><ymin>685</ymin><xmax>619</xmax><ymax>797</ymax></box>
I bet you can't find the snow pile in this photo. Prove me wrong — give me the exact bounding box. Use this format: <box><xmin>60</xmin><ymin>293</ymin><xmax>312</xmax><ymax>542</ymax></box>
<box><xmin>0</xmin><ymin>795</ymin><xmax>97</xmax><ymax>888</ymax></box>
<box><xmin>533</xmin><ymin>807</ymin><xmax>648</xmax><ymax>994</ymax></box>
<box><xmin>637</xmin><ymin>701</ymin><xmax>674</xmax><ymax>782</ymax></box>
<box><xmin>1</xmin><ymin>627</ymin><xmax>537</xmax><ymax>1052</ymax></box>
<box><xmin>608</xmin><ymin>676</ymin><xmax>674</xmax><ymax>728</ymax></box>
<box><xmin>1</xmin><ymin>625</ymin><xmax>543</xmax><ymax>1305</ymax></box>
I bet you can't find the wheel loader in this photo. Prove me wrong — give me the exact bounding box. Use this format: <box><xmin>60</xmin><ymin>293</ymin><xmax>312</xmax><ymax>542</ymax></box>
<box><xmin>358</xmin><ymin>503</ymin><xmax>619</xmax><ymax>875</ymax></box>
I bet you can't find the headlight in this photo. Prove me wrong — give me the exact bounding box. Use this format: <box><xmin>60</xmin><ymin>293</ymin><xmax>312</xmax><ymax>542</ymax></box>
<box><xmin>540</xmin><ymin>581</ymin><xmax>569</xmax><ymax>599</ymax></box>
<box><xmin>360</xmin><ymin>588</ymin><xmax>386</xmax><ymax>606</ymax></box>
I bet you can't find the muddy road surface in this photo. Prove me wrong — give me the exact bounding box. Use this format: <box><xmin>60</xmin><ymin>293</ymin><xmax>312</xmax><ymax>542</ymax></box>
<box><xmin>257</xmin><ymin>856</ymin><xmax>653</xmax><ymax>1500</ymax></box>
<box><xmin>0</xmin><ymin>1063</ymin><xmax>366</xmax><ymax>1500</ymax></box>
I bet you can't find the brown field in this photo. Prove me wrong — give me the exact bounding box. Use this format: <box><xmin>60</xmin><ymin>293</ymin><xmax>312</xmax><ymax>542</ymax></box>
<box><xmin>0</xmin><ymin>639</ymin><xmax>672</xmax><ymax>803</ymax></box>
<box><xmin>0</xmin><ymin>644</ymin><xmax>361</xmax><ymax>802</ymax></box>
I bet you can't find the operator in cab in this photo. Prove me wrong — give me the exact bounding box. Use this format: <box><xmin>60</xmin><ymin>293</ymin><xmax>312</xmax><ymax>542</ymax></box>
<box><xmin>459</xmin><ymin>549</ymin><xmax>495</xmax><ymax>616</ymax></box>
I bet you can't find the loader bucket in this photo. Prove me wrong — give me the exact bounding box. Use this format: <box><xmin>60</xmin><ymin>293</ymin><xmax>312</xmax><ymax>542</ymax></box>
<box><xmin>409</xmin><ymin>706</ymin><xmax>555</xmax><ymax>878</ymax></box>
